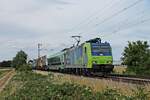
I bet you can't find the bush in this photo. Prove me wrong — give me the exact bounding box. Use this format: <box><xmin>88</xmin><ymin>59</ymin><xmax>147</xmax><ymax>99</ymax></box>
<box><xmin>11</xmin><ymin>50</ymin><xmax>32</xmax><ymax>72</ymax></box>
<box><xmin>122</xmin><ymin>41</ymin><xmax>150</xmax><ymax>75</ymax></box>
<box><xmin>17</xmin><ymin>64</ymin><xmax>32</xmax><ymax>72</ymax></box>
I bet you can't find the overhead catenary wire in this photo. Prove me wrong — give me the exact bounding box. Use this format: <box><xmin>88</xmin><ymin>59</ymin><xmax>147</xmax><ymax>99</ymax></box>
<box><xmin>52</xmin><ymin>0</ymin><xmax>145</xmax><ymax>49</ymax></box>
<box><xmin>79</xmin><ymin>0</ymin><xmax>144</xmax><ymax>36</ymax></box>
<box><xmin>98</xmin><ymin>7</ymin><xmax>150</xmax><ymax>38</ymax></box>
<box><xmin>100</xmin><ymin>9</ymin><xmax>148</xmax><ymax>37</ymax></box>
<box><xmin>80</xmin><ymin>0</ymin><xmax>143</xmax><ymax>38</ymax></box>
<box><xmin>52</xmin><ymin>0</ymin><xmax>146</xmax><ymax>51</ymax></box>
<box><xmin>80</xmin><ymin>7</ymin><xmax>149</xmax><ymax>41</ymax></box>
<box><xmin>94</xmin><ymin>0</ymin><xmax>144</xmax><ymax>27</ymax></box>
<box><xmin>68</xmin><ymin>0</ymin><xmax>121</xmax><ymax>33</ymax></box>
<box><xmin>102</xmin><ymin>17</ymin><xmax>150</xmax><ymax>39</ymax></box>
<box><xmin>78</xmin><ymin>0</ymin><xmax>124</xmax><ymax>34</ymax></box>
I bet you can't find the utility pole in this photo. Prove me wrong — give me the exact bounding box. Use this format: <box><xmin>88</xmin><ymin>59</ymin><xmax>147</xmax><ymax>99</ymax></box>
<box><xmin>38</xmin><ymin>43</ymin><xmax>42</xmax><ymax>58</ymax></box>
<box><xmin>71</xmin><ymin>35</ymin><xmax>81</xmax><ymax>46</ymax></box>
<box><xmin>37</xmin><ymin>43</ymin><xmax>42</xmax><ymax>68</ymax></box>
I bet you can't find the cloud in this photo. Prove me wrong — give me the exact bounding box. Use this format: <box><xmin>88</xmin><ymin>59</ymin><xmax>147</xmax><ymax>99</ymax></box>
<box><xmin>0</xmin><ymin>0</ymin><xmax>71</xmax><ymax>13</ymax></box>
<box><xmin>0</xmin><ymin>0</ymin><xmax>150</xmax><ymax>61</ymax></box>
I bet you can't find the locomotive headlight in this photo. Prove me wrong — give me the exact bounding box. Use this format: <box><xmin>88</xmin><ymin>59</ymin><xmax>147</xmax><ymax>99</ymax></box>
<box><xmin>100</xmin><ymin>53</ymin><xmax>103</xmax><ymax>56</ymax></box>
<box><xmin>107</xmin><ymin>61</ymin><xmax>112</xmax><ymax>64</ymax></box>
<box><xmin>93</xmin><ymin>61</ymin><xmax>97</xmax><ymax>64</ymax></box>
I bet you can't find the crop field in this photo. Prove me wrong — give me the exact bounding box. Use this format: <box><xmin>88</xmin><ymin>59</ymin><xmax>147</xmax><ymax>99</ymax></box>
<box><xmin>0</xmin><ymin>70</ymin><xmax>15</xmax><ymax>93</ymax></box>
<box><xmin>0</xmin><ymin>70</ymin><xmax>10</xmax><ymax>78</ymax></box>
<box><xmin>0</xmin><ymin>71</ymin><xmax>149</xmax><ymax>99</ymax></box>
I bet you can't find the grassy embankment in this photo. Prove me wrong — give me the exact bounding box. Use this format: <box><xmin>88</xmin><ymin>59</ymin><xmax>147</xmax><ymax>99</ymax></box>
<box><xmin>46</xmin><ymin>71</ymin><xmax>150</xmax><ymax>95</ymax></box>
<box><xmin>0</xmin><ymin>71</ymin><xmax>149</xmax><ymax>100</ymax></box>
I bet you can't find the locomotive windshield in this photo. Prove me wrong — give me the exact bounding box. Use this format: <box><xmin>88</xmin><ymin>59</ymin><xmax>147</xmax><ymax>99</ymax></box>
<box><xmin>91</xmin><ymin>43</ymin><xmax>112</xmax><ymax>56</ymax></box>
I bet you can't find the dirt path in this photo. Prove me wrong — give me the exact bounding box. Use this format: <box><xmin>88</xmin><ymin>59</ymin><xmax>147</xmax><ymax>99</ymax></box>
<box><xmin>0</xmin><ymin>70</ymin><xmax>15</xmax><ymax>92</ymax></box>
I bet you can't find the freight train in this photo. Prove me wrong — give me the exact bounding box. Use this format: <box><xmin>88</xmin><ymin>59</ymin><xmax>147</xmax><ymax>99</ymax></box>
<box><xmin>32</xmin><ymin>38</ymin><xmax>114</xmax><ymax>75</ymax></box>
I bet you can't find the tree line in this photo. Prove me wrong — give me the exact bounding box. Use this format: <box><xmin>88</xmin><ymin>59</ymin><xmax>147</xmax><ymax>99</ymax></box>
<box><xmin>0</xmin><ymin>60</ymin><xmax>12</xmax><ymax>67</ymax></box>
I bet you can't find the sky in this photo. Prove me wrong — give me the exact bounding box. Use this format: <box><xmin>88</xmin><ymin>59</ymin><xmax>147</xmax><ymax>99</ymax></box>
<box><xmin>0</xmin><ymin>0</ymin><xmax>150</xmax><ymax>62</ymax></box>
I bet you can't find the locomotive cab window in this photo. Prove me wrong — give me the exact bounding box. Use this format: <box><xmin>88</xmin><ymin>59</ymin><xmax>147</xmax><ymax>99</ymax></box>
<box><xmin>91</xmin><ymin>43</ymin><xmax>112</xmax><ymax>56</ymax></box>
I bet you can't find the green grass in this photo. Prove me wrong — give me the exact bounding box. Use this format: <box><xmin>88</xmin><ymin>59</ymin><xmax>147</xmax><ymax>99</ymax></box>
<box><xmin>0</xmin><ymin>71</ymin><xmax>149</xmax><ymax>100</ymax></box>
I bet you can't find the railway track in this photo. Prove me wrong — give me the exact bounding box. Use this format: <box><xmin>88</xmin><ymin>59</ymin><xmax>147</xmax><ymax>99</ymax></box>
<box><xmin>35</xmin><ymin>70</ymin><xmax>150</xmax><ymax>85</ymax></box>
<box><xmin>94</xmin><ymin>74</ymin><xmax>150</xmax><ymax>85</ymax></box>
